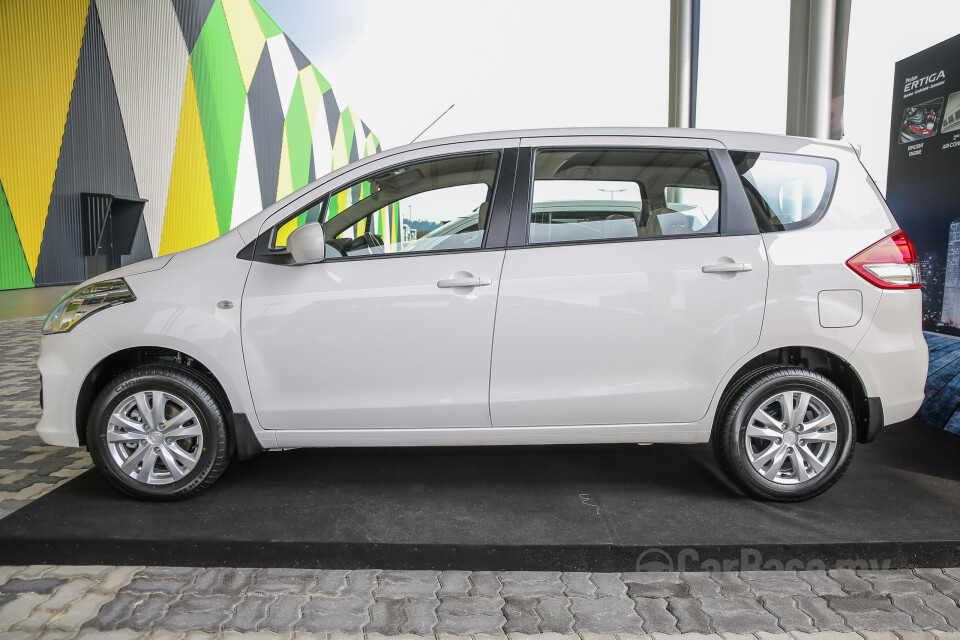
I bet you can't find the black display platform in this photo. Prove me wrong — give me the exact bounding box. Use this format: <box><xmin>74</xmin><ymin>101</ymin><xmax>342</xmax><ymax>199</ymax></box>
<box><xmin>2</xmin><ymin>419</ymin><xmax>959</xmax><ymax>571</ymax></box>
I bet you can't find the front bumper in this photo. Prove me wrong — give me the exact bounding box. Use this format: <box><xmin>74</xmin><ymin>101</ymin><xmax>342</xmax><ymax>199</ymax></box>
<box><xmin>35</xmin><ymin>329</ymin><xmax>112</xmax><ymax>448</ymax></box>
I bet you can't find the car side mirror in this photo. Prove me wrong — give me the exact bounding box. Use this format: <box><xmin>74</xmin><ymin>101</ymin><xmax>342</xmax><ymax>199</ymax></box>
<box><xmin>286</xmin><ymin>222</ymin><xmax>327</xmax><ymax>264</ymax></box>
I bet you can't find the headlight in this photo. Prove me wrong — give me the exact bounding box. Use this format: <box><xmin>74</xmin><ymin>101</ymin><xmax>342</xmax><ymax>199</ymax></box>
<box><xmin>42</xmin><ymin>278</ymin><xmax>136</xmax><ymax>335</ymax></box>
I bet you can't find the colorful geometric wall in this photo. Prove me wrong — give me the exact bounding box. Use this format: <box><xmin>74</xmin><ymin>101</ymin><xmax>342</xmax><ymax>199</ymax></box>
<box><xmin>0</xmin><ymin>0</ymin><xmax>383</xmax><ymax>290</ymax></box>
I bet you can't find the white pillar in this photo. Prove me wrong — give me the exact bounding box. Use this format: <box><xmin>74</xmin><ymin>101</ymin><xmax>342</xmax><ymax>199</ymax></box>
<box><xmin>805</xmin><ymin>0</ymin><xmax>836</xmax><ymax>139</ymax></box>
<box><xmin>786</xmin><ymin>0</ymin><xmax>810</xmax><ymax>136</ymax></box>
<box><xmin>669</xmin><ymin>0</ymin><xmax>694</xmax><ymax>128</ymax></box>
<box><xmin>787</xmin><ymin>0</ymin><xmax>849</xmax><ymax>139</ymax></box>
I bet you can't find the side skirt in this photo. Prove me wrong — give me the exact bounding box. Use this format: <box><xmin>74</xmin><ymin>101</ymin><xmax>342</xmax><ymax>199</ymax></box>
<box><xmin>262</xmin><ymin>423</ymin><xmax>711</xmax><ymax>449</ymax></box>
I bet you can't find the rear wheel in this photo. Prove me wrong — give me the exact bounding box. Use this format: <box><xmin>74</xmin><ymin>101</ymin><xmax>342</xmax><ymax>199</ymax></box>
<box><xmin>87</xmin><ymin>364</ymin><xmax>230</xmax><ymax>500</ymax></box>
<box><xmin>714</xmin><ymin>367</ymin><xmax>855</xmax><ymax>501</ymax></box>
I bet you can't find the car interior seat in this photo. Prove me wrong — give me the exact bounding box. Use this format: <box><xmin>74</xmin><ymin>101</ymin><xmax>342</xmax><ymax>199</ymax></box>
<box><xmin>476</xmin><ymin>203</ymin><xmax>489</xmax><ymax>231</ymax></box>
<box><xmin>637</xmin><ymin>205</ymin><xmax>662</xmax><ymax>238</ymax></box>
<box><xmin>347</xmin><ymin>232</ymin><xmax>385</xmax><ymax>255</ymax></box>
<box><xmin>329</xmin><ymin>237</ymin><xmax>353</xmax><ymax>254</ymax></box>
<box><xmin>602</xmin><ymin>213</ymin><xmax>636</xmax><ymax>240</ymax></box>
<box><xmin>740</xmin><ymin>179</ymin><xmax>784</xmax><ymax>231</ymax></box>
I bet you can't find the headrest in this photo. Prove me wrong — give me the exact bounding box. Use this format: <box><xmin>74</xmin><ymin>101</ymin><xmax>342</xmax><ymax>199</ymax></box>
<box><xmin>361</xmin><ymin>232</ymin><xmax>383</xmax><ymax>247</ymax></box>
<box><xmin>477</xmin><ymin>203</ymin><xmax>490</xmax><ymax>230</ymax></box>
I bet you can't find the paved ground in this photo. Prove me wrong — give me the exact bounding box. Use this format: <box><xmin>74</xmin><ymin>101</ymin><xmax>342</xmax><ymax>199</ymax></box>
<box><xmin>4</xmin><ymin>565</ymin><xmax>960</xmax><ymax>638</ymax></box>
<box><xmin>3</xmin><ymin>318</ymin><xmax>960</xmax><ymax>639</ymax></box>
<box><xmin>0</xmin><ymin>317</ymin><xmax>91</xmax><ymax>521</ymax></box>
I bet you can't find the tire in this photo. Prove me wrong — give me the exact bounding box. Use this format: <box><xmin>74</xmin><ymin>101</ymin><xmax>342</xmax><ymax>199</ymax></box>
<box><xmin>714</xmin><ymin>367</ymin><xmax>855</xmax><ymax>501</ymax></box>
<box><xmin>86</xmin><ymin>364</ymin><xmax>230</xmax><ymax>500</ymax></box>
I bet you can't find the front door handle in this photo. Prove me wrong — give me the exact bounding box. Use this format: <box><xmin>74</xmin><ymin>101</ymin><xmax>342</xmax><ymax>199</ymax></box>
<box><xmin>437</xmin><ymin>276</ymin><xmax>492</xmax><ymax>288</ymax></box>
<box><xmin>701</xmin><ymin>262</ymin><xmax>753</xmax><ymax>274</ymax></box>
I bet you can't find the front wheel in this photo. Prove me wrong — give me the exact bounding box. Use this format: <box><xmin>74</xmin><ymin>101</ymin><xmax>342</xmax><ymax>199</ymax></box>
<box><xmin>714</xmin><ymin>367</ymin><xmax>855</xmax><ymax>501</ymax></box>
<box><xmin>87</xmin><ymin>364</ymin><xmax>230</xmax><ymax>500</ymax></box>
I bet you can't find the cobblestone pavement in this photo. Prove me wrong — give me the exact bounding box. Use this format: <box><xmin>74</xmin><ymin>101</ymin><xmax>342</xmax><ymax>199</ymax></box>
<box><xmin>4</xmin><ymin>315</ymin><xmax>960</xmax><ymax>639</ymax></box>
<box><xmin>0</xmin><ymin>317</ymin><xmax>91</xmax><ymax>521</ymax></box>
<box><xmin>2</xmin><ymin>565</ymin><xmax>960</xmax><ymax>638</ymax></box>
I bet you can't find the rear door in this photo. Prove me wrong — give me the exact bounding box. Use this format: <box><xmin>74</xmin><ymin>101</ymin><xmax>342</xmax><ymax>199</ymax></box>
<box><xmin>490</xmin><ymin>136</ymin><xmax>768</xmax><ymax>427</ymax></box>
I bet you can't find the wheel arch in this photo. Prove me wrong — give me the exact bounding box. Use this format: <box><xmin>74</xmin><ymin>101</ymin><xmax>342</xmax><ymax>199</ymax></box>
<box><xmin>713</xmin><ymin>346</ymin><xmax>874</xmax><ymax>443</ymax></box>
<box><xmin>75</xmin><ymin>346</ymin><xmax>233</xmax><ymax>447</ymax></box>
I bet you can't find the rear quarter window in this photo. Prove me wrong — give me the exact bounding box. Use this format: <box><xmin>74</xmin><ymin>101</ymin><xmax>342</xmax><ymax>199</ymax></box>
<box><xmin>730</xmin><ymin>151</ymin><xmax>837</xmax><ymax>232</ymax></box>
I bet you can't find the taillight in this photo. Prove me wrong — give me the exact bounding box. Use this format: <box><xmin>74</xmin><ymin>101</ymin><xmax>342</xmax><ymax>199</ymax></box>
<box><xmin>846</xmin><ymin>230</ymin><xmax>921</xmax><ymax>289</ymax></box>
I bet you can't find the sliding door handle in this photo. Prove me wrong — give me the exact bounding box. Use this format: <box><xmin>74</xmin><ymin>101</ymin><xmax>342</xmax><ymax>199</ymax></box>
<box><xmin>437</xmin><ymin>276</ymin><xmax>492</xmax><ymax>288</ymax></box>
<box><xmin>701</xmin><ymin>262</ymin><xmax>753</xmax><ymax>274</ymax></box>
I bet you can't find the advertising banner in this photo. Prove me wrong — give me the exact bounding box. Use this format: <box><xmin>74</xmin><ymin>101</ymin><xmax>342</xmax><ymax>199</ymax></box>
<box><xmin>886</xmin><ymin>32</ymin><xmax>960</xmax><ymax>432</ymax></box>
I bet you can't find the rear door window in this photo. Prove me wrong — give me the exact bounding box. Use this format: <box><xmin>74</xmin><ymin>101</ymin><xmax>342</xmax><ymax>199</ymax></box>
<box><xmin>528</xmin><ymin>148</ymin><xmax>721</xmax><ymax>245</ymax></box>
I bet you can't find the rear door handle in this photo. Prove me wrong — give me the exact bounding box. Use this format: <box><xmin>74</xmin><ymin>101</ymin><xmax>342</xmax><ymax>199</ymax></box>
<box><xmin>437</xmin><ymin>276</ymin><xmax>492</xmax><ymax>288</ymax></box>
<box><xmin>701</xmin><ymin>262</ymin><xmax>753</xmax><ymax>274</ymax></box>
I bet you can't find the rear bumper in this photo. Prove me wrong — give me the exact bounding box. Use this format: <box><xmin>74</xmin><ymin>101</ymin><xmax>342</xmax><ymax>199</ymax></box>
<box><xmin>848</xmin><ymin>290</ymin><xmax>927</xmax><ymax>427</ymax></box>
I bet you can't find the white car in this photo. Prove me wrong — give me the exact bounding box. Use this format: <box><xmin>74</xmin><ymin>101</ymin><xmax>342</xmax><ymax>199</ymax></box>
<box><xmin>36</xmin><ymin>128</ymin><xmax>928</xmax><ymax>502</ymax></box>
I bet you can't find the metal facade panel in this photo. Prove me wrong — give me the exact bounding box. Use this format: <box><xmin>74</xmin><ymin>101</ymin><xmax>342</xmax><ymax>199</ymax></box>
<box><xmin>299</xmin><ymin>67</ymin><xmax>324</xmax><ymax>134</ymax></box>
<box><xmin>248</xmin><ymin>47</ymin><xmax>283</xmax><ymax>209</ymax></box>
<box><xmin>0</xmin><ymin>0</ymin><xmax>90</xmax><ymax>278</ymax></box>
<box><xmin>266</xmin><ymin>34</ymin><xmax>298</xmax><ymax>117</ymax></box>
<box><xmin>311</xmin><ymin>114</ymin><xmax>333</xmax><ymax>181</ymax></box>
<box><xmin>230</xmin><ymin>100</ymin><xmax>263</xmax><ymax>229</ymax></box>
<box><xmin>276</xmin><ymin>126</ymin><xmax>293</xmax><ymax>200</ymax></box>
<box><xmin>284</xmin><ymin>34</ymin><xmax>310</xmax><ymax>70</ymax></box>
<box><xmin>0</xmin><ymin>180</ymin><xmax>34</xmax><ymax>290</ymax></box>
<box><xmin>35</xmin><ymin>1</ymin><xmax>143</xmax><ymax>288</ymax></box>
<box><xmin>285</xmin><ymin>79</ymin><xmax>312</xmax><ymax>193</ymax></box>
<box><xmin>191</xmin><ymin>0</ymin><xmax>247</xmax><ymax>234</ymax></box>
<box><xmin>0</xmin><ymin>0</ymin><xmax>386</xmax><ymax>290</ymax></box>
<box><xmin>322</xmin><ymin>89</ymin><xmax>341</xmax><ymax>146</ymax></box>
<box><xmin>221</xmin><ymin>0</ymin><xmax>265</xmax><ymax>91</ymax></box>
<box><xmin>170</xmin><ymin>0</ymin><xmax>214</xmax><ymax>52</ymax></box>
<box><xmin>80</xmin><ymin>193</ymin><xmax>111</xmax><ymax>256</ymax></box>
<box><xmin>304</xmin><ymin>68</ymin><xmax>333</xmax><ymax>180</ymax></box>
<box><xmin>96</xmin><ymin>0</ymin><xmax>189</xmax><ymax>257</ymax></box>
<box><xmin>159</xmin><ymin>62</ymin><xmax>220</xmax><ymax>256</ymax></box>
<box><xmin>249</xmin><ymin>0</ymin><xmax>282</xmax><ymax>39</ymax></box>
<box><xmin>121</xmin><ymin>214</ymin><xmax>152</xmax><ymax>268</ymax></box>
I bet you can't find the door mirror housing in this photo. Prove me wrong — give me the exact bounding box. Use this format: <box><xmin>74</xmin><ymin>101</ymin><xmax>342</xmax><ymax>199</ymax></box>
<box><xmin>286</xmin><ymin>222</ymin><xmax>327</xmax><ymax>264</ymax></box>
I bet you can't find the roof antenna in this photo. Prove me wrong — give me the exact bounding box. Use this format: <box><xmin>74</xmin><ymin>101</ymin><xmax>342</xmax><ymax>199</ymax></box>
<box><xmin>410</xmin><ymin>104</ymin><xmax>455</xmax><ymax>144</ymax></box>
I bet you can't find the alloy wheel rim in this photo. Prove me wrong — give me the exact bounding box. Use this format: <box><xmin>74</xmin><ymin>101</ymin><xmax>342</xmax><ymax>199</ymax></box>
<box><xmin>744</xmin><ymin>390</ymin><xmax>838</xmax><ymax>485</ymax></box>
<box><xmin>106</xmin><ymin>390</ymin><xmax>203</xmax><ymax>485</ymax></box>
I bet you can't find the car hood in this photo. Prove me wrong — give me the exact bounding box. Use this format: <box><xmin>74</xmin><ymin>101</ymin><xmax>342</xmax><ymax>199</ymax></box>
<box><xmin>84</xmin><ymin>254</ymin><xmax>175</xmax><ymax>287</ymax></box>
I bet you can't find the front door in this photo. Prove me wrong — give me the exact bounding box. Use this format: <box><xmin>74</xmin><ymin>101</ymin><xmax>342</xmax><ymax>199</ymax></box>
<box><xmin>490</xmin><ymin>142</ymin><xmax>768</xmax><ymax>427</ymax></box>
<box><xmin>242</xmin><ymin>148</ymin><xmax>514</xmax><ymax>430</ymax></box>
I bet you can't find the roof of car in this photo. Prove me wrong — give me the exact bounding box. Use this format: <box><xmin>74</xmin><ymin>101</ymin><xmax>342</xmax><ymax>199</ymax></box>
<box><xmin>384</xmin><ymin>127</ymin><xmax>855</xmax><ymax>157</ymax></box>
